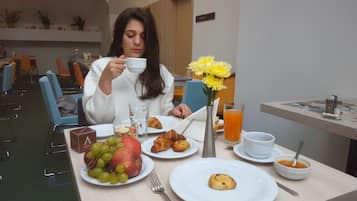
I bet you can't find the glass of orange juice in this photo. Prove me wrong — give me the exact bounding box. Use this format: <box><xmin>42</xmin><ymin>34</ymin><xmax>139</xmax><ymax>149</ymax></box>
<box><xmin>223</xmin><ymin>102</ymin><xmax>244</xmax><ymax>145</ymax></box>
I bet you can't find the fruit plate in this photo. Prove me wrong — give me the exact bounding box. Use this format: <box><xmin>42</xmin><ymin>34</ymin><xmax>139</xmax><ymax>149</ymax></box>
<box><xmin>80</xmin><ymin>154</ymin><xmax>154</xmax><ymax>186</ymax></box>
<box><xmin>169</xmin><ymin>158</ymin><xmax>278</xmax><ymax>201</ymax></box>
<box><xmin>120</xmin><ymin>115</ymin><xmax>181</xmax><ymax>134</ymax></box>
<box><xmin>141</xmin><ymin>137</ymin><xmax>199</xmax><ymax>159</ymax></box>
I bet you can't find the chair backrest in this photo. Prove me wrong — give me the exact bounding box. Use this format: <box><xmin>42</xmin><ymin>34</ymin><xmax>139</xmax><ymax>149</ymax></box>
<box><xmin>39</xmin><ymin>76</ymin><xmax>62</xmax><ymax>123</ymax></box>
<box><xmin>46</xmin><ymin>70</ymin><xmax>63</xmax><ymax>99</ymax></box>
<box><xmin>56</xmin><ymin>58</ymin><xmax>70</xmax><ymax>75</ymax></box>
<box><xmin>39</xmin><ymin>76</ymin><xmax>78</xmax><ymax>125</ymax></box>
<box><xmin>20</xmin><ymin>55</ymin><xmax>32</xmax><ymax>73</ymax></box>
<box><xmin>1</xmin><ymin>64</ymin><xmax>13</xmax><ymax>94</ymax></box>
<box><xmin>73</xmin><ymin>62</ymin><xmax>84</xmax><ymax>88</ymax></box>
<box><xmin>181</xmin><ymin>80</ymin><xmax>207</xmax><ymax>112</ymax></box>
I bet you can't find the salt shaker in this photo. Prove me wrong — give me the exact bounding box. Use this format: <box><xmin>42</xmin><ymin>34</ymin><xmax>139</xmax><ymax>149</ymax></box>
<box><xmin>325</xmin><ymin>95</ymin><xmax>338</xmax><ymax>114</ymax></box>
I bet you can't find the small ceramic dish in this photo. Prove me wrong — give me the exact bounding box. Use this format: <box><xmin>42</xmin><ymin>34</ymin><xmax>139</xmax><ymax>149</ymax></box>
<box><xmin>274</xmin><ymin>155</ymin><xmax>311</xmax><ymax>180</ymax></box>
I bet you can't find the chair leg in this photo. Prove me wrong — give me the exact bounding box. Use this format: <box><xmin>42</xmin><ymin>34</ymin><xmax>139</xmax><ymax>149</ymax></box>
<box><xmin>0</xmin><ymin>113</ymin><xmax>18</xmax><ymax>143</ymax></box>
<box><xmin>43</xmin><ymin>168</ymin><xmax>70</xmax><ymax>177</ymax></box>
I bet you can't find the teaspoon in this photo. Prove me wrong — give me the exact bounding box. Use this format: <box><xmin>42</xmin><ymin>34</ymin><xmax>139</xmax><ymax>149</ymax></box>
<box><xmin>292</xmin><ymin>141</ymin><xmax>304</xmax><ymax>167</ymax></box>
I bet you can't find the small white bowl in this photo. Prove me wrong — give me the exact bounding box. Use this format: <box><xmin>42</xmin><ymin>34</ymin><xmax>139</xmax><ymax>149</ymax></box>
<box><xmin>274</xmin><ymin>155</ymin><xmax>311</xmax><ymax>180</ymax></box>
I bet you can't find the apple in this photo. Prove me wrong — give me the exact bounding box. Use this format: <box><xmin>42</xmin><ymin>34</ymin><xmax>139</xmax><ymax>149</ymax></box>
<box><xmin>111</xmin><ymin>136</ymin><xmax>142</xmax><ymax>178</ymax></box>
<box><xmin>121</xmin><ymin>135</ymin><xmax>141</xmax><ymax>156</ymax></box>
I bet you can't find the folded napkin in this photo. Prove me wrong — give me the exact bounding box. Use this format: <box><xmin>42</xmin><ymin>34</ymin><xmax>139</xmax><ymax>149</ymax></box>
<box><xmin>173</xmin><ymin>98</ymin><xmax>220</xmax><ymax>142</ymax></box>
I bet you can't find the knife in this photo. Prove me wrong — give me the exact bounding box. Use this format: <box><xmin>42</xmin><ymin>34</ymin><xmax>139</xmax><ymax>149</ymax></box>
<box><xmin>277</xmin><ymin>182</ymin><xmax>299</xmax><ymax>196</ymax></box>
<box><xmin>181</xmin><ymin>119</ymin><xmax>194</xmax><ymax>135</ymax></box>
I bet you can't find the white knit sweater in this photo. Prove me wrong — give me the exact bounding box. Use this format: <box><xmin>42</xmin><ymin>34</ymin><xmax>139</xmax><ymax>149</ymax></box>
<box><xmin>82</xmin><ymin>57</ymin><xmax>174</xmax><ymax>125</ymax></box>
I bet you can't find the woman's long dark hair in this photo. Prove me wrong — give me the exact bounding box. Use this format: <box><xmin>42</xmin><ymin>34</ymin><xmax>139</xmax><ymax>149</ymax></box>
<box><xmin>108</xmin><ymin>7</ymin><xmax>164</xmax><ymax>100</ymax></box>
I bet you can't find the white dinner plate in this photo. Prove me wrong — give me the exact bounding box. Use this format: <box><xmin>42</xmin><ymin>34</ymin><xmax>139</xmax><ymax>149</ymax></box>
<box><xmin>141</xmin><ymin>137</ymin><xmax>199</xmax><ymax>159</ymax></box>
<box><xmin>89</xmin><ymin>124</ymin><xmax>114</xmax><ymax>138</ymax></box>
<box><xmin>169</xmin><ymin>158</ymin><xmax>278</xmax><ymax>201</ymax></box>
<box><xmin>80</xmin><ymin>154</ymin><xmax>154</xmax><ymax>186</ymax></box>
<box><xmin>233</xmin><ymin>143</ymin><xmax>284</xmax><ymax>163</ymax></box>
<box><xmin>121</xmin><ymin>115</ymin><xmax>181</xmax><ymax>134</ymax></box>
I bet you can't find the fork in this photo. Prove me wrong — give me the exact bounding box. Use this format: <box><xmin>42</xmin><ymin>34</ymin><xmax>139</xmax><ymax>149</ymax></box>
<box><xmin>149</xmin><ymin>172</ymin><xmax>173</xmax><ymax>201</ymax></box>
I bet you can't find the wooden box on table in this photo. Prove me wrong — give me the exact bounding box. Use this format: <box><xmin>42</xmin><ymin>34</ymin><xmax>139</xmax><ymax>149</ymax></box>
<box><xmin>70</xmin><ymin>127</ymin><xmax>96</xmax><ymax>153</ymax></box>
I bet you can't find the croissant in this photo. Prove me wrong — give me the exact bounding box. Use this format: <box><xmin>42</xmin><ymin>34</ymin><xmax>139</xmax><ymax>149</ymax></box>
<box><xmin>151</xmin><ymin>137</ymin><xmax>173</xmax><ymax>153</ymax></box>
<box><xmin>151</xmin><ymin>129</ymin><xmax>188</xmax><ymax>153</ymax></box>
<box><xmin>147</xmin><ymin>117</ymin><xmax>163</xmax><ymax>129</ymax></box>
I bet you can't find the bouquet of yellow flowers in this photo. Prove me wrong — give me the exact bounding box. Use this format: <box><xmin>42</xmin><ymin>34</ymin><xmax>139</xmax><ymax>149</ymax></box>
<box><xmin>188</xmin><ymin>56</ymin><xmax>232</xmax><ymax>106</ymax></box>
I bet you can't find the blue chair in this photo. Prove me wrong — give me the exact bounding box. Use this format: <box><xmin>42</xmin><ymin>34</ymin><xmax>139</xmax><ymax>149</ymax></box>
<box><xmin>181</xmin><ymin>80</ymin><xmax>207</xmax><ymax>112</ymax></box>
<box><xmin>39</xmin><ymin>76</ymin><xmax>78</xmax><ymax>146</ymax></box>
<box><xmin>46</xmin><ymin>70</ymin><xmax>82</xmax><ymax>100</ymax></box>
<box><xmin>39</xmin><ymin>76</ymin><xmax>77</xmax><ymax>176</ymax></box>
<box><xmin>1</xmin><ymin>64</ymin><xmax>20</xmax><ymax>114</ymax></box>
<box><xmin>0</xmin><ymin>64</ymin><xmax>18</xmax><ymax>148</ymax></box>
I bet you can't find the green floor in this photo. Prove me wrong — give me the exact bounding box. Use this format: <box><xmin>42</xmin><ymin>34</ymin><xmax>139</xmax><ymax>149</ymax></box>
<box><xmin>0</xmin><ymin>82</ymin><xmax>78</xmax><ymax>201</ymax></box>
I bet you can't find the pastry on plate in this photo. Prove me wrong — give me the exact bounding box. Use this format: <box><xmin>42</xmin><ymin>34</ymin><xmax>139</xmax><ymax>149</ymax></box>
<box><xmin>151</xmin><ymin>129</ymin><xmax>187</xmax><ymax>153</ymax></box>
<box><xmin>147</xmin><ymin>116</ymin><xmax>163</xmax><ymax>129</ymax></box>
<box><xmin>151</xmin><ymin>137</ymin><xmax>173</xmax><ymax>153</ymax></box>
<box><xmin>208</xmin><ymin>173</ymin><xmax>236</xmax><ymax>190</ymax></box>
<box><xmin>172</xmin><ymin>140</ymin><xmax>190</xmax><ymax>152</ymax></box>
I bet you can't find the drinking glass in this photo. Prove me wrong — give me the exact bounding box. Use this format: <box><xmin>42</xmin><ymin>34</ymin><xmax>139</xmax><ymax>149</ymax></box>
<box><xmin>223</xmin><ymin>102</ymin><xmax>244</xmax><ymax>145</ymax></box>
<box><xmin>129</xmin><ymin>103</ymin><xmax>149</xmax><ymax>143</ymax></box>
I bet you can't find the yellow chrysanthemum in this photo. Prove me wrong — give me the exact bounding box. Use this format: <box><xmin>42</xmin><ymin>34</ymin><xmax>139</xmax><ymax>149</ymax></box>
<box><xmin>202</xmin><ymin>75</ymin><xmax>226</xmax><ymax>91</ymax></box>
<box><xmin>188</xmin><ymin>61</ymin><xmax>205</xmax><ymax>75</ymax></box>
<box><xmin>206</xmin><ymin>62</ymin><xmax>231</xmax><ymax>78</ymax></box>
<box><xmin>187</xmin><ymin>56</ymin><xmax>232</xmax><ymax>105</ymax></box>
<box><xmin>196</xmin><ymin>56</ymin><xmax>214</xmax><ymax>66</ymax></box>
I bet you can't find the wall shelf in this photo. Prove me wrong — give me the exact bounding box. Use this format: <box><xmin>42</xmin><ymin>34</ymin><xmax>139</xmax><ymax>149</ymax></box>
<box><xmin>0</xmin><ymin>28</ymin><xmax>101</xmax><ymax>43</ymax></box>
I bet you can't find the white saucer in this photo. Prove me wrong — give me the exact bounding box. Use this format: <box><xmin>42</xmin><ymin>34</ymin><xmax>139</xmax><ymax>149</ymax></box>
<box><xmin>233</xmin><ymin>143</ymin><xmax>284</xmax><ymax>163</ymax></box>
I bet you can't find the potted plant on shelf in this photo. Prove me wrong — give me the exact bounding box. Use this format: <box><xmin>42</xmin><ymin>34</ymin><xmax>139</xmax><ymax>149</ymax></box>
<box><xmin>71</xmin><ymin>16</ymin><xmax>85</xmax><ymax>31</ymax></box>
<box><xmin>0</xmin><ymin>9</ymin><xmax>22</xmax><ymax>28</ymax></box>
<box><xmin>37</xmin><ymin>10</ymin><xmax>51</xmax><ymax>29</ymax></box>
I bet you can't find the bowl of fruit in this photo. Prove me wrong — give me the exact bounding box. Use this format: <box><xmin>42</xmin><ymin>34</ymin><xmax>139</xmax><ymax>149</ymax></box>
<box><xmin>82</xmin><ymin>135</ymin><xmax>154</xmax><ymax>185</ymax></box>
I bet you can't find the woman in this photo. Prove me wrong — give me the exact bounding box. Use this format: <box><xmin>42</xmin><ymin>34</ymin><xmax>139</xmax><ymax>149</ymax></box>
<box><xmin>83</xmin><ymin>7</ymin><xmax>191</xmax><ymax>125</ymax></box>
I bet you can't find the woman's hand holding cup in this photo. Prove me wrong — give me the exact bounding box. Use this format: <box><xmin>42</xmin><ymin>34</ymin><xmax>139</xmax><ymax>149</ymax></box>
<box><xmin>99</xmin><ymin>55</ymin><xmax>126</xmax><ymax>94</ymax></box>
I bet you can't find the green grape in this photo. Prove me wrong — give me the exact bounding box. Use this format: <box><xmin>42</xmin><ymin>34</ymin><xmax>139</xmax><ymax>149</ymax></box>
<box><xmin>88</xmin><ymin>169</ymin><xmax>96</xmax><ymax>178</ymax></box>
<box><xmin>115</xmin><ymin>164</ymin><xmax>125</xmax><ymax>174</ymax></box>
<box><xmin>109</xmin><ymin>146</ymin><xmax>117</xmax><ymax>153</ymax></box>
<box><xmin>98</xmin><ymin>172</ymin><xmax>110</xmax><ymax>183</ymax></box>
<box><xmin>113</xmin><ymin>137</ymin><xmax>122</xmax><ymax>144</ymax></box>
<box><xmin>106</xmin><ymin>137</ymin><xmax>116</xmax><ymax>146</ymax></box>
<box><xmin>109</xmin><ymin>173</ymin><xmax>119</xmax><ymax>184</ymax></box>
<box><xmin>90</xmin><ymin>167</ymin><xmax>103</xmax><ymax>178</ymax></box>
<box><xmin>116</xmin><ymin>142</ymin><xmax>124</xmax><ymax>149</ymax></box>
<box><xmin>85</xmin><ymin>151</ymin><xmax>95</xmax><ymax>160</ymax></box>
<box><xmin>91</xmin><ymin>143</ymin><xmax>102</xmax><ymax>156</ymax></box>
<box><xmin>100</xmin><ymin>144</ymin><xmax>110</xmax><ymax>154</ymax></box>
<box><xmin>118</xmin><ymin>173</ymin><xmax>128</xmax><ymax>183</ymax></box>
<box><xmin>101</xmin><ymin>152</ymin><xmax>112</xmax><ymax>163</ymax></box>
<box><xmin>96</xmin><ymin>158</ymin><xmax>105</xmax><ymax>168</ymax></box>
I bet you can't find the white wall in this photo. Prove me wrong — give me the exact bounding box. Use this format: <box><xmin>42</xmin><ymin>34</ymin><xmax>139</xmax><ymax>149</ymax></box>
<box><xmin>192</xmin><ymin>0</ymin><xmax>239</xmax><ymax>69</ymax></box>
<box><xmin>1</xmin><ymin>0</ymin><xmax>108</xmax><ymax>74</ymax></box>
<box><xmin>193</xmin><ymin>0</ymin><xmax>357</xmax><ymax>170</ymax></box>
<box><xmin>237</xmin><ymin>0</ymin><xmax>357</xmax><ymax>170</ymax></box>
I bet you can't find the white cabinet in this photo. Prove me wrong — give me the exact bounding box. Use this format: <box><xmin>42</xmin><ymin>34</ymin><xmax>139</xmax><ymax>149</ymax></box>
<box><xmin>0</xmin><ymin>28</ymin><xmax>101</xmax><ymax>43</ymax></box>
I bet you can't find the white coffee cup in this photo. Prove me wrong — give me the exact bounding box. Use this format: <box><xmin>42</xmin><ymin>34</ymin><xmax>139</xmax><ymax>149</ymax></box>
<box><xmin>126</xmin><ymin>57</ymin><xmax>147</xmax><ymax>73</ymax></box>
<box><xmin>243</xmin><ymin>131</ymin><xmax>275</xmax><ymax>159</ymax></box>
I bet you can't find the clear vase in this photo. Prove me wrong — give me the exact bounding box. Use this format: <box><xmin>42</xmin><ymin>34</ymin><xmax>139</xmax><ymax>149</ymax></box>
<box><xmin>202</xmin><ymin>105</ymin><xmax>216</xmax><ymax>157</ymax></box>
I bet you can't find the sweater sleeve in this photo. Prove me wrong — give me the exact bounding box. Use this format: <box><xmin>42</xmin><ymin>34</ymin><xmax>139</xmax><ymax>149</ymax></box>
<box><xmin>82</xmin><ymin>58</ymin><xmax>116</xmax><ymax>124</ymax></box>
<box><xmin>160</xmin><ymin>65</ymin><xmax>175</xmax><ymax>115</ymax></box>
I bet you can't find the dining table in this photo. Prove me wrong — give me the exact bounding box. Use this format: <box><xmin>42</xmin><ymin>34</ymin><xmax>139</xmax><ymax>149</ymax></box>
<box><xmin>64</xmin><ymin>122</ymin><xmax>357</xmax><ymax>201</ymax></box>
<box><xmin>261</xmin><ymin>99</ymin><xmax>357</xmax><ymax>177</ymax></box>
